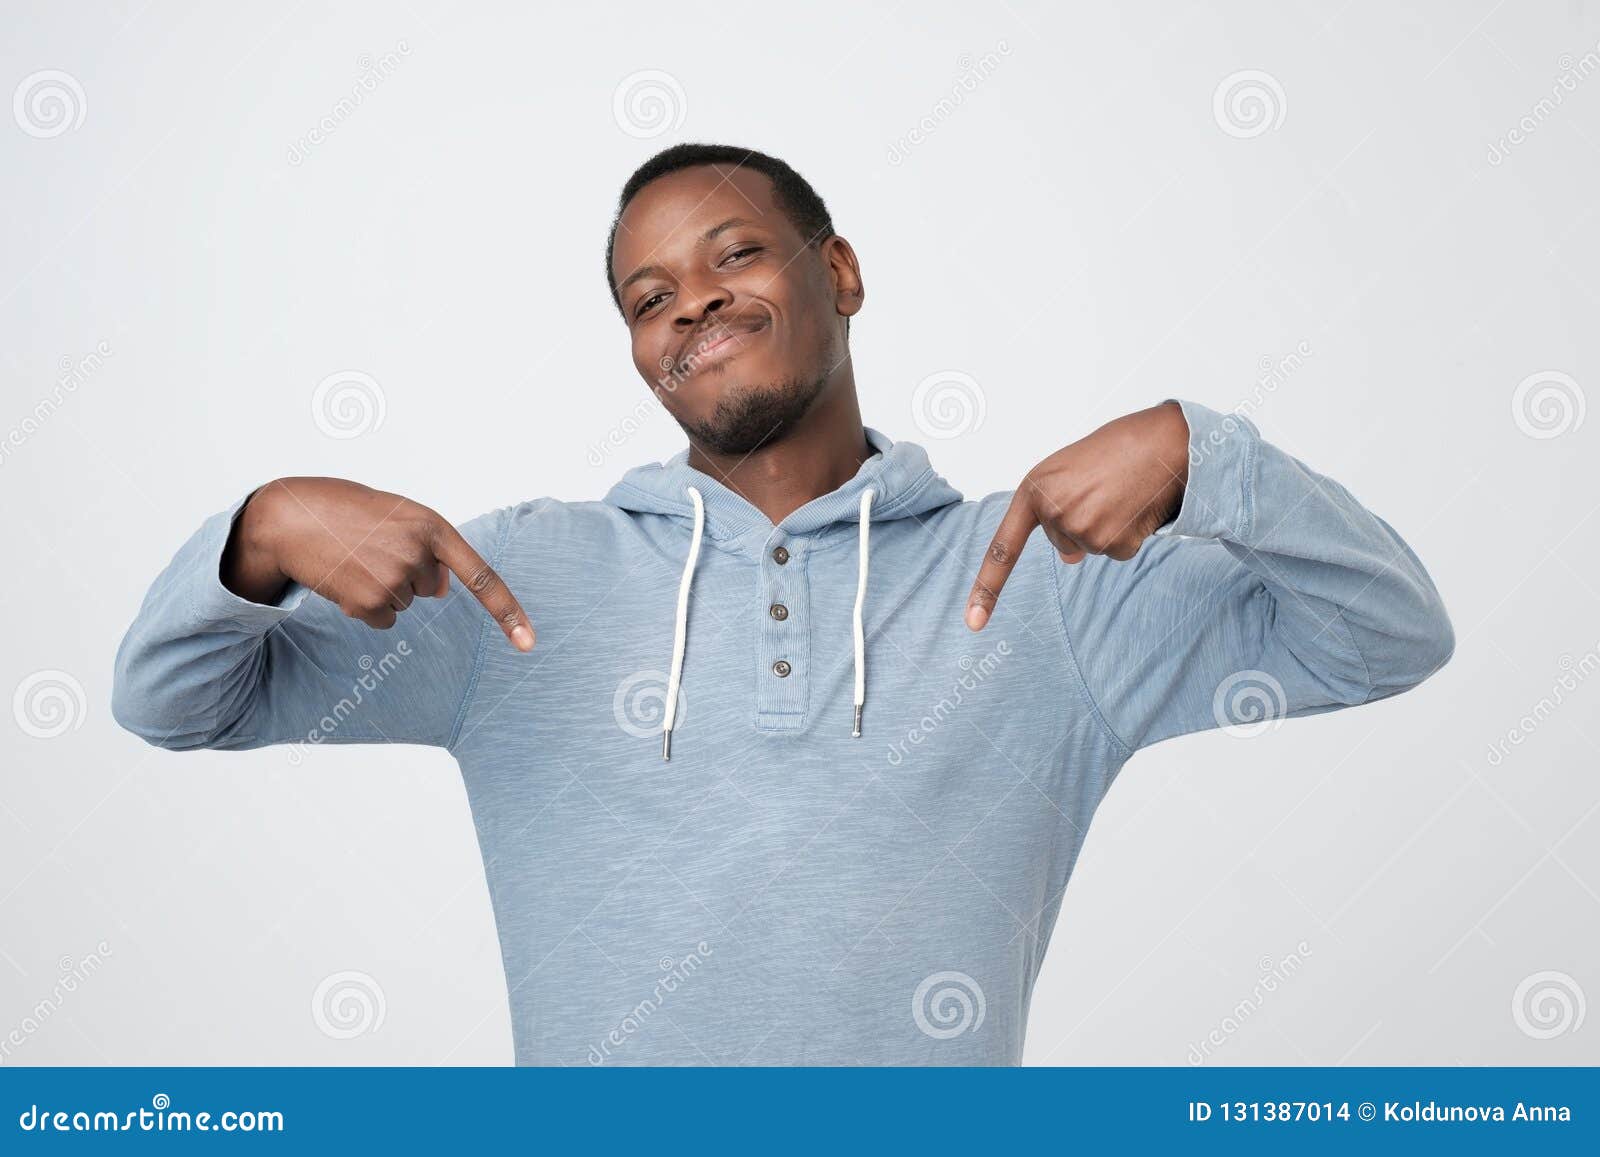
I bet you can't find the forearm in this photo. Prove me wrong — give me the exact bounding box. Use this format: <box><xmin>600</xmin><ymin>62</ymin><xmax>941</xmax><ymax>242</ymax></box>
<box><xmin>112</xmin><ymin>493</ymin><xmax>312</xmax><ymax>749</ymax></box>
<box><xmin>113</xmin><ymin>495</ymin><xmax>507</xmax><ymax>752</ymax></box>
<box><xmin>1164</xmin><ymin>398</ymin><xmax>1455</xmax><ymax>701</ymax></box>
<box><xmin>1057</xmin><ymin>398</ymin><xmax>1454</xmax><ymax>753</ymax></box>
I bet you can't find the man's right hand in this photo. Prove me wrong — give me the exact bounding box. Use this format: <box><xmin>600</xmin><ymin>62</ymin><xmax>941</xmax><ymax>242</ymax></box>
<box><xmin>221</xmin><ymin>477</ymin><xmax>534</xmax><ymax>651</ymax></box>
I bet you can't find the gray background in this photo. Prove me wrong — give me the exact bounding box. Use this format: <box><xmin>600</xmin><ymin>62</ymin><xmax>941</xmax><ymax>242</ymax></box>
<box><xmin>2</xmin><ymin>0</ymin><xmax>1596</xmax><ymax>1065</ymax></box>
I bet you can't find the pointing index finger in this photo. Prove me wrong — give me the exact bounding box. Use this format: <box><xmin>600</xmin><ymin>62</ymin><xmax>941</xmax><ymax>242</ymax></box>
<box><xmin>966</xmin><ymin>486</ymin><xmax>1040</xmax><ymax>631</ymax></box>
<box><xmin>429</xmin><ymin>520</ymin><xmax>535</xmax><ymax>651</ymax></box>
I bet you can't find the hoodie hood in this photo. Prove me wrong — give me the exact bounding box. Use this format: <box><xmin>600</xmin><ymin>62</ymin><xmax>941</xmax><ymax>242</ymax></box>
<box><xmin>602</xmin><ymin>426</ymin><xmax>962</xmax><ymax>548</ymax></box>
<box><xmin>602</xmin><ymin>426</ymin><xmax>963</xmax><ymax>757</ymax></box>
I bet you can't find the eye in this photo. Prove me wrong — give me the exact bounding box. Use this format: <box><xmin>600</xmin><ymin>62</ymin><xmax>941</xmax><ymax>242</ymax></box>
<box><xmin>721</xmin><ymin>245</ymin><xmax>762</xmax><ymax>265</ymax></box>
<box><xmin>635</xmin><ymin>291</ymin><xmax>666</xmax><ymax>319</ymax></box>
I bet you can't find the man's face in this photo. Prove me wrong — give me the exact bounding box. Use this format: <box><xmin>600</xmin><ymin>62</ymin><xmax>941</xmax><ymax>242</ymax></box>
<box><xmin>610</xmin><ymin>164</ymin><xmax>855</xmax><ymax>456</ymax></box>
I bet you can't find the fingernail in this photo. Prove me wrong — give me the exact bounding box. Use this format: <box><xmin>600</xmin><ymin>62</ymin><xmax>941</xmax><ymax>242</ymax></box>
<box><xmin>512</xmin><ymin>625</ymin><xmax>535</xmax><ymax>651</ymax></box>
<box><xmin>965</xmin><ymin>604</ymin><xmax>988</xmax><ymax>631</ymax></box>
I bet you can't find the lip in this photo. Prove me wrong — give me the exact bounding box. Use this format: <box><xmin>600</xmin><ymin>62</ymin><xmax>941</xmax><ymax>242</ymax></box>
<box><xmin>676</xmin><ymin>318</ymin><xmax>769</xmax><ymax>372</ymax></box>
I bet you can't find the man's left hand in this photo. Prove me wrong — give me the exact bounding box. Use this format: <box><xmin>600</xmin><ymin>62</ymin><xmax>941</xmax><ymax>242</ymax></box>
<box><xmin>965</xmin><ymin>401</ymin><xmax>1191</xmax><ymax>630</ymax></box>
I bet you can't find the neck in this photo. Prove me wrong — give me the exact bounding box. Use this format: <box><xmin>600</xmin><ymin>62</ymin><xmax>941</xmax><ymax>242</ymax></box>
<box><xmin>686</xmin><ymin>375</ymin><xmax>872</xmax><ymax>525</ymax></box>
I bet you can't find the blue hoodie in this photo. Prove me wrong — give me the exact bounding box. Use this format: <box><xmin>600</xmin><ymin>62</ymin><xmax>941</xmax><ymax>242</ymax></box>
<box><xmin>111</xmin><ymin>399</ymin><xmax>1453</xmax><ymax>1065</ymax></box>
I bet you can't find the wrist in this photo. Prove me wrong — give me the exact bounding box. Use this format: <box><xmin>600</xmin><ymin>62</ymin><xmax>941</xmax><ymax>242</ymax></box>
<box><xmin>222</xmin><ymin>483</ymin><xmax>291</xmax><ymax>604</ymax></box>
<box><xmin>1153</xmin><ymin>400</ymin><xmax>1190</xmax><ymax>519</ymax></box>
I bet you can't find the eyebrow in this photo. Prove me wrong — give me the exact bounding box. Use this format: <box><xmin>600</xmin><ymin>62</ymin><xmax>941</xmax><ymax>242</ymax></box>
<box><xmin>615</xmin><ymin>217</ymin><xmax>759</xmax><ymax>298</ymax></box>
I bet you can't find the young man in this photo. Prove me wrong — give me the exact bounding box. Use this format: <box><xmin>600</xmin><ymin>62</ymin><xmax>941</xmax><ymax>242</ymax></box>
<box><xmin>113</xmin><ymin>143</ymin><xmax>1454</xmax><ymax>1065</ymax></box>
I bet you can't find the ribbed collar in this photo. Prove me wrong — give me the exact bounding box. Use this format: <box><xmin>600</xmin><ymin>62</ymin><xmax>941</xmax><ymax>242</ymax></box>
<box><xmin>604</xmin><ymin>426</ymin><xmax>963</xmax><ymax>552</ymax></box>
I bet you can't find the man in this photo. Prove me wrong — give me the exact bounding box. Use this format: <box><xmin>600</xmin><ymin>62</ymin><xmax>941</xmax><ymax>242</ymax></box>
<box><xmin>113</xmin><ymin>142</ymin><xmax>1454</xmax><ymax>1065</ymax></box>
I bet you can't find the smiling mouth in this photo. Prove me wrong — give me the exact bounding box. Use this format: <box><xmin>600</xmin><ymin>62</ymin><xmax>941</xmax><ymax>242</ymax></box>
<box><xmin>676</xmin><ymin>319</ymin><xmax>768</xmax><ymax>373</ymax></box>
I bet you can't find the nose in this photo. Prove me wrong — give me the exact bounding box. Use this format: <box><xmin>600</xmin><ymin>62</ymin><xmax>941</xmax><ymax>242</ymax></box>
<box><xmin>671</xmin><ymin>284</ymin><xmax>732</xmax><ymax>332</ymax></box>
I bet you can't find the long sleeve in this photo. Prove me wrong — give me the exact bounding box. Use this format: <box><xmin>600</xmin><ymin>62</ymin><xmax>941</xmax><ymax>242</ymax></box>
<box><xmin>1056</xmin><ymin>398</ymin><xmax>1455</xmax><ymax>754</ymax></box>
<box><xmin>111</xmin><ymin>493</ymin><xmax>509</xmax><ymax>753</ymax></box>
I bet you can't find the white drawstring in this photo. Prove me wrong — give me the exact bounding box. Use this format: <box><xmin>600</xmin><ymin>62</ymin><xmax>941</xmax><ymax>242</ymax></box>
<box><xmin>660</xmin><ymin>484</ymin><xmax>875</xmax><ymax>757</ymax></box>
<box><xmin>852</xmin><ymin>488</ymin><xmax>875</xmax><ymax>737</ymax></box>
<box><xmin>661</xmin><ymin>485</ymin><xmax>704</xmax><ymax>761</ymax></box>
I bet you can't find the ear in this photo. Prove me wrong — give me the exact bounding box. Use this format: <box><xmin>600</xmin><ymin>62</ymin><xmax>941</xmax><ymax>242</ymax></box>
<box><xmin>823</xmin><ymin>235</ymin><xmax>866</xmax><ymax>319</ymax></box>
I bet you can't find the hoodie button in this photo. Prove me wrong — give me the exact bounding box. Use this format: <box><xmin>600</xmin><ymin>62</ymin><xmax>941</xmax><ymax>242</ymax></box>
<box><xmin>769</xmin><ymin>603</ymin><xmax>788</xmax><ymax>621</ymax></box>
<box><xmin>772</xmin><ymin>660</ymin><xmax>792</xmax><ymax>678</ymax></box>
<box><xmin>771</xmin><ymin>546</ymin><xmax>789</xmax><ymax>565</ymax></box>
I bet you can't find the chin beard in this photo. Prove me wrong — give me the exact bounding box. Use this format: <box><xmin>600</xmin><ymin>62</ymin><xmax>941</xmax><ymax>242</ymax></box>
<box><xmin>682</xmin><ymin>373</ymin><xmax>828</xmax><ymax>456</ymax></box>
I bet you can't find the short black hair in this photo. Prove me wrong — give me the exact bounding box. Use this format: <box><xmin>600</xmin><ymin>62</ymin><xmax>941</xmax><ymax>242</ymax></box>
<box><xmin>605</xmin><ymin>142</ymin><xmax>836</xmax><ymax>315</ymax></box>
